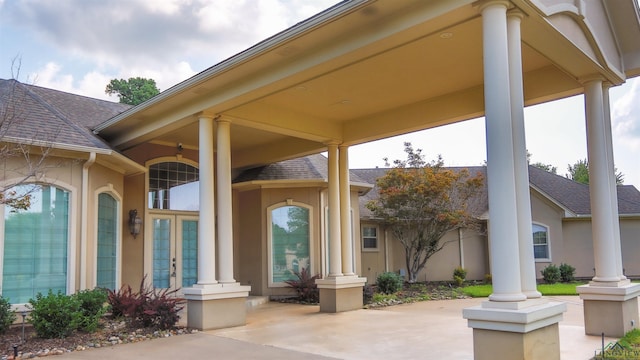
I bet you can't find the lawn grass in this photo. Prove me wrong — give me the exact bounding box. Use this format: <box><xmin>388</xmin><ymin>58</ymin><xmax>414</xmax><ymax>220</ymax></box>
<box><xmin>462</xmin><ymin>282</ymin><xmax>582</xmax><ymax>298</ymax></box>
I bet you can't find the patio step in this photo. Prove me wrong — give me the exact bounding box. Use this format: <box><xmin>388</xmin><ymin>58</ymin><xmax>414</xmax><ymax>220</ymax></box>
<box><xmin>246</xmin><ymin>296</ymin><xmax>269</xmax><ymax>309</ymax></box>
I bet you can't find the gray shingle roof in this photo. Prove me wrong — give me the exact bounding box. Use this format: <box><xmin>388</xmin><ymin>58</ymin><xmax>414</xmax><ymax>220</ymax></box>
<box><xmin>233</xmin><ymin>153</ymin><xmax>368</xmax><ymax>184</ymax></box>
<box><xmin>0</xmin><ymin>79</ymin><xmax>130</xmax><ymax>150</ymax></box>
<box><xmin>354</xmin><ymin>165</ymin><xmax>640</xmax><ymax>218</ymax></box>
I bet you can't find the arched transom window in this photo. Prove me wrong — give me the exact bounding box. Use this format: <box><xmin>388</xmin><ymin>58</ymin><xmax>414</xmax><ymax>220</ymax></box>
<box><xmin>148</xmin><ymin>161</ymin><xmax>199</xmax><ymax>211</ymax></box>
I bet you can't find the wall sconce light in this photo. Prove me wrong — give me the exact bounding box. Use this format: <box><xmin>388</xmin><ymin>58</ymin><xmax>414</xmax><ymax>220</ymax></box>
<box><xmin>128</xmin><ymin>209</ymin><xmax>142</xmax><ymax>238</ymax></box>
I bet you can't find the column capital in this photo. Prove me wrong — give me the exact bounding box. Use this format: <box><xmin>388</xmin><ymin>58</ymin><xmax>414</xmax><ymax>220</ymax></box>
<box><xmin>578</xmin><ymin>74</ymin><xmax>605</xmax><ymax>86</ymax></box>
<box><xmin>474</xmin><ymin>0</ymin><xmax>512</xmax><ymax>13</ymax></box>
<box><xmin>324</xmin><ymin>140</ymin><xmax>341</xmax><ymax>147</ymax></box>
<box><xmin>507</xmin><ymin>7</ymin><xmax>526</xmax><ymax>19</ymax></box>
<box><xmin>195</xmin><ymin>112</ymin><xmax>218</xmax><ymax>121</ymax></box>
<box><xmin>215</xmin><ymin>115</ymin><xmax>232</xmax><ymax>124</ymax></box>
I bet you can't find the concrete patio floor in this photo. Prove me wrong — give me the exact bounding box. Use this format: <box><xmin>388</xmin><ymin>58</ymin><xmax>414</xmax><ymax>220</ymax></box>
<box><xmin>61</xmin><ymin>296</ymin><xmax>616</xmax><ymax>359</ymax></box>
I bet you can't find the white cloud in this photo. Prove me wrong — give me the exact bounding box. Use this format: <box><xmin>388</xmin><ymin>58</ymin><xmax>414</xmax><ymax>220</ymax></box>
<box><xmin>613</xmin><ymin>78</ymin><xmax>640</xmax><ymax>151</ymax></box>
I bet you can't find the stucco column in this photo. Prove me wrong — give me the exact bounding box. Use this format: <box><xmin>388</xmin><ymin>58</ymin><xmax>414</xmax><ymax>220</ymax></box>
<box><xmin>508</xmin><ymin>10</ymin><xmax>541</xmax><ymax>299</ymax></box>
<box><xmin>602</xmin><ymin>84</ymin><xmax>626</xmax><ymax>280</ymax></box>
<box><xmin>583</xmin><ymin>78</ymin><xmax>620</xmax><ymax>283</ymax></box>
<box><xmin>481</xmin><ymin>1</ymin><xmax>526</xmax><ymax>302</ymax></box>
<box><xmin>339</xmin><ymin>145</ymin><xmax>355</xmax><ymax>276</ymax></box>
<box><xmin>216</xmin><ymin>118</ymin><xmax>236</xmax><ymax>284</ymax></box>
<box><xmin>197</xmin><ymin>115</ymin><xmax>217</xmax><ymax>285</ymax></box>
<box><xmin>327</xmin><ymin>143</ymin><xmax>343</xmax><ymax>277</ymax></box>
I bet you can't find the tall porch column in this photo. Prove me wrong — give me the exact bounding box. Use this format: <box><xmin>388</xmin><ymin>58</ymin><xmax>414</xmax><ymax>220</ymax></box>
<box><xmin>339</xmin><ymin>145</ymin><xmax>355</xmax><ymax>276</ymax></box>
<box><xmin>602</xmin><ymin>84</ymin><xmax>625</xmax><ymax>280</ymax></box>
<box><xmin>583</xmin><ymin>78</ymin><xmax>620</xmax><ymax>283</ymax></box>
<box><xmin>576</xmin><ymin>78</ymin><xmax>640</xmax><ymax>337</ymax></box>
<box><xmin>196</xmin><ymin>114</ymin><xmax>217</xmax><ymax>285</ymax></box>
<box><xmin>464</xmin><ymin>3</ymin><xmax>566</xmax><ymax>359</ymax></box>
<box><xmin>507</xmin><ymin>10</ymin><xmax>540</xmax><ymax>299</ymax></box>
<box><xmin>316</xmin><ymin>142</ymin><xmax>366</xmax><ymax>313</ymax></box>
<box><xmin>216</xmin><ymin>118</ymin><xmax>236</xmax><ymax>284</ymax></box>
<box><xmin>480</xmin><ymin>1</ymin><xmax>524</xmax><ymax>303</ymax></box>
<box><xmin>182</xmin><ymin>114</ymin><xmax>250</xmax><ymax>331</ymax></box>
<box><xmin>327</xmin><ymin>143</ymin><xmax>343</xmax><ymax>278</ymax></box>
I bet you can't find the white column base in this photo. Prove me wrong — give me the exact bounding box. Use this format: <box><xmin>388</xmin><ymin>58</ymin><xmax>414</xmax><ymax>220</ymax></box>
<box><xmin>463</xmin><ymin>299</ymin><xmax>566</xmax><ymax>360</ymax></box>
<box><xmin>316</xmin><ymin>276</ymin><xmax>367</xmax><ymax>313</ymax></box>
<box><xmin>183</xmin><ymin>282</ymin><xmax>251</xmax><ymax>301</ymax></box>
<box><xmin>183</xmin><ymin>283</ymin><xmax>251</xmax><ymax>330</ymax></box>
<box><xmin>577</xmin><ymin>282</ymin><xmax>640</xmax><ymax>337</ymax></box>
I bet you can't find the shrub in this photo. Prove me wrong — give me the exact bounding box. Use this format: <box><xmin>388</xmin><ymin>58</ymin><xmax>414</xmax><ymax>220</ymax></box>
<box><xmin>362</xmin><ymin>284</ymin><xmax>374</xmax><ymax>304</ymax></box>
<box><xmin>74</xmin><ymin>288</ymin><xmax>108</xmax><ymax>332</ymax></box>
<box><xmin>484</xmin><ymin>273</ymin><xmax>492</xmax><ymax>284</ymax></box>
<box><xmin>28</xmin><ymin>290</ymin><xmax>82</xmax><ymax>339</ymax></box>
<box><xmin>453</xmin><ymin>267</ymin><xmax>467</xmax><ymax>286</ymax></box>
<box><xmin>541</xmin><ymin>264</ymin><xmax>561</xmax><ymax>284</ymax></box>
<box><xmin>283</xmin><ymin>267</ymin><xmax>320</xmax><ymax>303</ymax></box>
<box><xmin>559</xmin><ymin>263</ymin><xmax>576</xmax><ymax>283</ymax></box>
<box><xmin>376</xmin><ymin>272</ymin><xmax>404</xmax><ymax>294</ymax></box>
<box><xmin>140</xmin><ymin>287</ymin><xmax>186</xmax><ymax>330</ymax></box>
<box><xmin>107</xmin><ymin>283</ymin><xmax>144</xmax><ymax>319</ymax></box>
<box><xmin>107</xmin><ymin>277</ymin><xmax>185</xmax><ymax>330</ymax></box>
<box><xmin>0</xmin><ymin>296</ymin><xmax>16</xmax><ymax>334</ymax></box>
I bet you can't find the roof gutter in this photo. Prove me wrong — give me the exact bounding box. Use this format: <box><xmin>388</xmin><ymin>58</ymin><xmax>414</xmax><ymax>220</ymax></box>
<box><xmin>93</xmin><ymin>0</ymin><xmax>372</xmax><ymax>134</ymax></box>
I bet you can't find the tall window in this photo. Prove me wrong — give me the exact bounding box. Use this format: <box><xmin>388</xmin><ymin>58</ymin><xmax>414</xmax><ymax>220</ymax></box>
<box><xmin>362</xmin><ymin>226</ymin><xmax>378</xmax><ymax>250</ymax></box>
<box><xmin>97</xmin><ymin>193</ymin><xmax>118</xmax><ymax>290</ymax></box>
<box><xmin>532</xmin><ymin>224</ymin><xmax>550</xmax><ymax>260</ymax></box>
<box><xmin>148</xmin><ymin>161</ymin><xmax>199</xmax><ymax>211</ymax></box>
<box><xmin>270</xmin><ymin>205</ymin><xmax>310</xmax><ymax>284</ymax></box>
<box><xmin>3</xmin><ymin>185</ymin><xmax>69</xmax><ymax>303</ymax></box>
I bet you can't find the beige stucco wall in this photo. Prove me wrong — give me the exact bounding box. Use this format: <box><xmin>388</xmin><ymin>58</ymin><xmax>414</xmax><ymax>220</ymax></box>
<box><xmin>364</xmin><ymin>222</ymin><xmax>488</xmax><ymax>283</ymax></box>
<box><xmin>620</xmin><ymin>218</ymin><xmax>640</xmax><ymax>278</ymax></box>
<box><xmin>530</xmin><ymin>191</ymin><xmax>566</xmax><ymax>278</ymax></box>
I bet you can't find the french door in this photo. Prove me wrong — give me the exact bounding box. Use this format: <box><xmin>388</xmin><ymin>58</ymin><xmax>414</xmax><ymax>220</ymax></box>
<box><xmin>149</xmin><ymin>213</ymin><xmax>198</xmax><ymax>292</ymax></box>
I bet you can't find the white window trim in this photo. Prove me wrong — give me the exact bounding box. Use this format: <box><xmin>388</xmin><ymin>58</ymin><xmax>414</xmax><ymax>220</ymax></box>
<box><xmin>93</xmin><ymin>185</ymin><xmax>123</xmax><ymax>290</ymax></box>
<box><xmin>267</xmin><ymin>201</ymin><xmax>314</xmax><ymax>288</ymax></box>
<box><xmin>361</xmin><ymin>225</ymin><xmax>380</xmax><ymax>252</ymax></box>
<box><xmin>533</xmin><ymin>222</ymin><xmax>551</xmax><ymax>262</ymax></box>
<box><xmin>0</xmin><ymin>178</ymin><xmax>77</xmax><ymax>309</ymax></box>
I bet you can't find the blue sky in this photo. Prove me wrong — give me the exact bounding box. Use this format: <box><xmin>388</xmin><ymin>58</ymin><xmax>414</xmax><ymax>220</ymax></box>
<box><xmin>1</xmin><ymin>0</ymin><xmax>638</xmax><ymax>189</ymax></box>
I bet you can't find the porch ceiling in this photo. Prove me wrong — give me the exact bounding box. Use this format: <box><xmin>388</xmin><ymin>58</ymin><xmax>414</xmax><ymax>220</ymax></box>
<box><xmin>95</xmin><ymin>0</ymin><xmax>640</xmax><ymax>170</ymax></box>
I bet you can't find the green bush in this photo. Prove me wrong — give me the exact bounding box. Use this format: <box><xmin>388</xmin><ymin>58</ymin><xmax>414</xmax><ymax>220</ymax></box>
<box><xmin>28</xmin><ymin>290</ymin><xmax>82</xmax><ymax>339</ymax></box>
<box><xmin>74</xmin><ymin>288</ymin><xmax>108</xmax><ymax>332</ymax></box>
<box><xmin>453</xmin><ymin>267</ymin><xmax>467</xmax><ymax>286</ymax></box>
<box><xmin>541</xmin><ymin>264</ymin><xmax>561</xmax><ymax>284</ymax></box>
<box><xmin>0</xmin><ymin>296</ymin><xmax>16</xmax><ymax>334</ymax></box>
<box><xmin>559</xmin><ymin>263</ymin><xmax>576</xmax><ymax>283</ymax></box>
<box><xmin>376</xmin><ymin>272</ymin><xmax>404</xmax><ymax>294</ymax></box>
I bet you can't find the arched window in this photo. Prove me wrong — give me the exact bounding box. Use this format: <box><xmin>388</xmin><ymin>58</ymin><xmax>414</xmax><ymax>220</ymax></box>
<box><xmin>3</xmin><ymin>185</ymin><xmax>70</xmax><ymax>303</ymax></box>
<box><xmin>532</xmin><ymin>223</ymin><xmax>550</xmax><ymax>260</ymax></box>
<box><xmin>269</xmin><ymin>205</ymin><xmax>311</xmax><ymax>284</ymax></box>
<box><xmin>148</xmin><ymin>161</ymin><xmax>199</xmax><ymax>211</ymax></box>
<box><xmin>97</xmin><ymin>193</ymin><xmax>118</xmax><ymax>290</ymax></box>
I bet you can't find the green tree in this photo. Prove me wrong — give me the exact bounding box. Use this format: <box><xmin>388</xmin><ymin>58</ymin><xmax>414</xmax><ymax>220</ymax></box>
<box><xmin>566</xmin><ymin>159</ymin><xmax>624</xmax><ymax>185</ymax></box>
<box><xmin>105</xmin><ymin>77</ymin><xmax>160</xmax><ymax>105</ymax></box>
<box><xmin>366</xmin><ymin>142</ymin><xmax>484</xmax><ymax>282</ymax></box>
<box><xmin>531</xmin><ymin>162</ymin><xmax>557</xmax><ymax>174</ymax></box>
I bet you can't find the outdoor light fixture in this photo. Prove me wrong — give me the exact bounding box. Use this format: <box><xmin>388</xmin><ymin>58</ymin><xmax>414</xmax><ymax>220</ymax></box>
<box><xmin>128</xmin><ymin>209</ymin><xmax>142</xmax><ymax>238</ymax></box>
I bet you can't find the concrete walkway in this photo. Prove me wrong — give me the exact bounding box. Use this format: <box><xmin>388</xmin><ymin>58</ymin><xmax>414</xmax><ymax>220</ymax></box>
<box><xmin>61</xmin><ymin>296</ymin><xmax>614</xmax><ymax>359</ymax></box>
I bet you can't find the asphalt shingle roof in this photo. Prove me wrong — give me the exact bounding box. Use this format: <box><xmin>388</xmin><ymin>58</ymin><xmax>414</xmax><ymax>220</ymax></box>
<box><xmin>0</xmin><ymin>79</ymin><xmax>130</xmax><ymax>150</ymax></box>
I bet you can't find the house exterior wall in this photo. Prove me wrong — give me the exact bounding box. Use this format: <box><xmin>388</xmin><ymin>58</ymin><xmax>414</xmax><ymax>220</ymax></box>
<box><xmin>236</xmin><ymin>189</ymin><xmax>264</xmax><ymax>295</ymax></box>
<box><xmin>562</xmin><ymin>219</ymin><xmax>596</xmax><ymax>279</ymax></box>
<box><xmin>530</xmin><ymin>191</ymin><xmax>566</xmax><ymax>278</ymax></box>
<box><xmin>620</xmin><ymin>218</ymin><xmax>640</xmax><ymax>278</ymax></box>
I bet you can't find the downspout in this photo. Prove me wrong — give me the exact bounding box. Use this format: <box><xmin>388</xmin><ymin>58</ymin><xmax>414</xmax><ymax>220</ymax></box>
<box><xmin>384</xmin><ymin>228</ymin><xmax>390</xmax><ymax>273</ymax></box>
<box><xmin>80</xmin><ymin>152</ymin><xmax>96</xmax><ymax>291</ymax></box>
<box><xmin>458</xmin><ymin>228</ymin><xmax>465</xmax><ymax>269</ymax></box>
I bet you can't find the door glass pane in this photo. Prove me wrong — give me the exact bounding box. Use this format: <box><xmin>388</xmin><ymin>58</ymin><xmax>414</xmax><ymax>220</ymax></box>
<box><xmin>271</xmin><ymin>206</ymin><xmax>310</xmax><ymax>283</ymax></box>
<box><xmin>182</xmin><ymin>220</ymin><xmax>198</xmax><ymax>287</ymax></box>
<box><xmin>97</xmin><ymin>193</ymin><xmax>117</xmax><ymax>290</ymax></box>
<box><xmin>3</xmin><ymin>185</ymin><xmax>69</xmax><ymax>303</ymax></box>
<box><xmin>153</xmin><ymin>218</ymin><xmax>171</xmax><ymax>288</ymax></box>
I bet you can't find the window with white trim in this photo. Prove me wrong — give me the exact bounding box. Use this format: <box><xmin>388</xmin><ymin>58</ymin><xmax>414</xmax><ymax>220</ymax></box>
<box><xmin>270</xmin><ymin>205</ymin><xmax>310</xmax><ymax>283</ymax></box>
<box><xmin>362</xmin><ymin>226</ymin><xmax>378</xmax><ymax>251</ymax></box>
<box><xmin>97</xmin><ymin>193</ymin><xmax>118</xmax><ymax>290</ymax></box>
<box><xmin>532</xmin><ymin>223</ymin><xmax>550</xmax><ymax>260</ymax></box>
<box><xmin>3</xmin><ymin>185</ymin><xmax>69</xmax><ymax>303</ymax></box>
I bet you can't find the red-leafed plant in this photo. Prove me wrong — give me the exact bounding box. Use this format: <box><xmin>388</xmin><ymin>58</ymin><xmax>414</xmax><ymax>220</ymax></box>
<box><xmin>107</xmin><ymin>276</ymin><xmax>185</xmax><ymax>330</ymax></box>
<box><xmin>284</xmin><ymin>267</ymin><xmax>320</xmax><ymax>303</ymax></box>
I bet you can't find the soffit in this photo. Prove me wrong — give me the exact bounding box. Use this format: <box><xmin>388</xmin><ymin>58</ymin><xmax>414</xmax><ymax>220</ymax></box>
<box><xmin>100</xmin><ymin>0</ymin><xmax>636</xmax><ymax>170</ymax></box>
